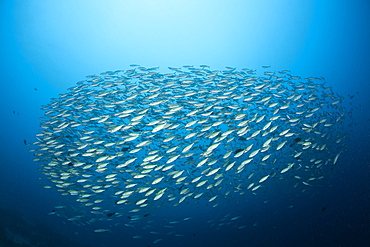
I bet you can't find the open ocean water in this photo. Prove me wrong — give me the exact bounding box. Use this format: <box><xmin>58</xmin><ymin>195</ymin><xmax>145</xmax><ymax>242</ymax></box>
<box><xmin>0</xmin><ymin>1</ymin><xmax>369</xmax><ymax>247</ymax></box>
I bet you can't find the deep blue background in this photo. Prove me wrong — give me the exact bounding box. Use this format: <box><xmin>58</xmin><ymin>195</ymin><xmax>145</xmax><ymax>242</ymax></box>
<box><xmin>0</xmin><ymin>1</ymin><xmax>369</xmax><ymax>247</ymax></box>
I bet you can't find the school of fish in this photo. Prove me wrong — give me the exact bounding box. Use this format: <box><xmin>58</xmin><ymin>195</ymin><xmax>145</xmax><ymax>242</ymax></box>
<box><xmin>30</xmin><ymin>65</ymin><xmax>350</xmax><ymax>239</ymax></box>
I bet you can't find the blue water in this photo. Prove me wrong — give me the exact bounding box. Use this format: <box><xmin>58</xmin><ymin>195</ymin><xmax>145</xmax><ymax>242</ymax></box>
<box><xmin>0</xmin><ymin>1</ymin><xmax>369</xmax><ymax>247</ymax></box>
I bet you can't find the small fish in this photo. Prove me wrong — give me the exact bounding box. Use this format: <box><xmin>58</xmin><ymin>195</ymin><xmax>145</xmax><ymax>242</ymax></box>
<box><xmin>94</xmin><ymin>229</ymin><xmax>110</xmax><ymax>233</ymax></box>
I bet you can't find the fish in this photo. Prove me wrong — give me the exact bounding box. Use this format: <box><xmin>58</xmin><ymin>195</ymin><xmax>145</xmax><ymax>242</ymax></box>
<box><xmin>154</xmin><ymin>238</ymin><xmax>163</xmax><ymax>244</ymax></box>
<box><xmin>30</xmin><ymin>65</ymin><xmax>351</xmax><ymax>242</ymax></box>
<box><xmin>94</xmin><ymin>229</ymin><xmax>110</xmax><ymax>233</ymax></box>
<box><xmin>333</xmin><ymin>152</ymin><xmax>341</xmax><ymax>165</ymax></box>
